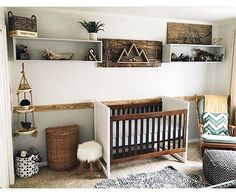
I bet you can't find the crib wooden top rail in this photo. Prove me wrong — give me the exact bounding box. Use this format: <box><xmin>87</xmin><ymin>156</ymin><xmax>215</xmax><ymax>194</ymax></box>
<box><xmin>108</xmin><ymin>101</ymin><xmax>162</xmax><ymax>110</ymax></box>
<box><xmin>110</xmin><ymin>109</ymin><xmax>187</xmax><ymax>121</ymax></box>
<box><xmin>104</xmin><ymin>98</ymin><xmax>162</xmax><ymax>107</ymax></box>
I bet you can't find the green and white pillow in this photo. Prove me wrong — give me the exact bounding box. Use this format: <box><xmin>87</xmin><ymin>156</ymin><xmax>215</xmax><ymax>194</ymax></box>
<box><xmin>202</xmin><ymin>112</ymin><xmax>229</xmax><ymax>136</ymax></box>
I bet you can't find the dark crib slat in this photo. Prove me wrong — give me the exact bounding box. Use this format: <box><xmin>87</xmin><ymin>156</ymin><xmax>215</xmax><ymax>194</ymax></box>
<box><xmin>178</xmin><ymin>114</ymin><xmax>182</xmax><ymax>148</ymax></box>
<box><xmin>137</xmin><ymin>107</ymin><xmax>140</xmax><ymax>114</ymax></box>
<box><xmin>162</xmin><ymin>116</ymin><xmax>166</xmax><ymax>151</ymax></box>
<box><xmin>122</xmin><ymin>120</ymin><xmax>126</xmax><ymax>157</ymax></box>
<box><xmin>173</xmin><ymin>115</ymin><xmax>177</xmax><ymax>149</ymax></box>
<box><xmin>141</xmin><ymin>107</ymin><xmax>145</xmax><ymax>113</ymax></box>
<box><xmin>151</xmin><ymin>118</ymin><xmax>155</xmax><ymax>151</ymax></box>
<box><xmin>128</xmin><ymin>120</ymin><xmax>132</xmax><ymax>156</ymax></box>
<box><xmin>146</xmin><ymin>118</ymin><xmax>150</xmax><ymax>151</ymax></box>
<box><xmin>157</xmin><ymin>117</ymin><xmax>161</xmax><ymax>151</ymax></box>
<box><xmin>140</xmin><ymin>118</ymin><xmax>144</xmax><ymax>154</ymax></box>
<box><xmin>116</xmin><ymin>121</ymin><xmax>119</xmax><ymax>158</ymax></box>
<box><xmin>168</xmin><ymin>115</ymin><xmax>171</xmax><ymax>150</ymax></box>
<box><xmin>134</xmin><ymin>119</ymin><xmax>138</xmax><ymax>156</ymax></box>
<box><xmin>132</xmin><ymin>108</ymin><xmax>135</xmax><ymax>114</ymax></box>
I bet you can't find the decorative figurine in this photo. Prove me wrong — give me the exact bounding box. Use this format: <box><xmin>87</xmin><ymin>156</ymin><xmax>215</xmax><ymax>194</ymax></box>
<box><xmin>42</xmin><ymin>49</ymin><xmax>73</xmax><ymax>60</ymax></box>
<box><xmin>16</xmin><ymin>44</ymin><xmax>30</xmax><ymax>60</ymax></box>
<box><xmin>85</xmin><ymin>48</ymin><xmax>97</xmax><ymax>61</ymax></box>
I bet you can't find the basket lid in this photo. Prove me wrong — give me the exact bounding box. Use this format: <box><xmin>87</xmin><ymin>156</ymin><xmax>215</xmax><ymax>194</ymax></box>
<box><xmin>46</xmin><ymin>125</ymin><xmax>79</xmax><ymax>135</ymax></box>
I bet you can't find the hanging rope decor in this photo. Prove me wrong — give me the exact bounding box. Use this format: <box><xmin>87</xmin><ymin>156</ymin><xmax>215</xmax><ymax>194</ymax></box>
<box><xmin>15</xmin><ymin>63</ymin><xmax>37</xmax><ymax>138</ymax></box>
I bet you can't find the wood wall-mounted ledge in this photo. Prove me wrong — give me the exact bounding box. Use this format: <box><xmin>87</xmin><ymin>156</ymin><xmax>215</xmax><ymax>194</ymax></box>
<box><xmin>13</xmin><ymin>95</ymin><xmax>203</xmax><ymax>113</ymax></box>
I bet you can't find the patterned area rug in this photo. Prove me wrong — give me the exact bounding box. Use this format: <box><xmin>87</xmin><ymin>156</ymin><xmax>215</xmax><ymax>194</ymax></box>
<box><xmin>95</xmin><ymin>166</ymin><xmax>209</xmax><ymax>188</ymax></box>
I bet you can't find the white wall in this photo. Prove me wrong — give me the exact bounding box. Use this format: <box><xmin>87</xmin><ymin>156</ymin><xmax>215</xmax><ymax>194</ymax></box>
<box><xmin>7</xmin><ymin>8</ymin><xmax>220</xmax><ymax>161</ymax></box>
<box><xmin>217</xmin><ymin>21</ymin><xmax>236</xmax><ymax>94</ymax></box>
<box><xmin>0</xmin><ymin>8</ymin><xmax>5</xmax><ymax>26</ymax></box>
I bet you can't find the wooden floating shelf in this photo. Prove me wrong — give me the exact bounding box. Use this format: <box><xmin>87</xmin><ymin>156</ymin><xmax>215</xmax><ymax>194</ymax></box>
<box><xmin>12</xmin><ymin>95</ymin><xmax>202</xmax><ymax>113</ymax></box>
<box><xmin>17</xmin><ymin>89</ymin><xmax>32</xmax><ymax>93</ymax></box>
<box><xmin>15</xmin><ymin>127</ymin><xmax>38</xmax><ymax>135</ymax></box>
<box><xmin>15</xmin><ymin>107</ymin><xmax>35</xmax><ymax>113</ymax></box>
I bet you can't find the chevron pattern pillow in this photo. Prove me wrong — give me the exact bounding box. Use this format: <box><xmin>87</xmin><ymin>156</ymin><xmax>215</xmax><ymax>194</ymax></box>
<box><xmin>202</xmin><ymin>112</ymin><xmax>229</xmax><ymax>136</ymax></box>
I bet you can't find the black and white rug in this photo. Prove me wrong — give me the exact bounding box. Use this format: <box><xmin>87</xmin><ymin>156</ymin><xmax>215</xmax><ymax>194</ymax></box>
<box><xmin>95</xmin><ymin>166</ymin><xmax>208</xmax><ymax>188</ymax></box>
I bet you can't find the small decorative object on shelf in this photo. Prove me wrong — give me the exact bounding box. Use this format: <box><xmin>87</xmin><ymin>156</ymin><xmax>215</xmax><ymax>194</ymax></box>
<box><xmin>42</xmin><ymin>49</ymin><xmax>73</xmax><ymax>60</ymax></box>
<box><xmin>212</xmin><ymin>38</ymin><xmax>223</xmax><ymax>45</ymax></box>
<box><xmin>171</xmin><ymin>53</ymin><xmax>193</xmax><ymax>62</ymax></box>
<box><xmin>20</xmin><ymin>99</ymin><xmax>31</xmax><ymax>110</ymax></box>
<box><xmin>79</xmin><ymin>20</ymin><xmax>105</xmax><ymax>41</ymax></box>
<box><xmin>8</xmin><ymin>11</ymin><xmax>37</xmax><ymax>38</ymax></box>
<box><xmin>16</xmin><ymin>44</ymin><xmax>30</xmax><ymax>60</ymax></box>
<box><xmin>15</xmin><ymin>63</ymin><xmax>37</xmax><ymax>138</ymax></box>
<box><xmin>163</xmin><ymin>44</ymin><xmax>225</xmax><ymax>63</ymax></box>
<box><xmin>194</xmin><ymin>49</ymin><xmax>215</xmax><ymax>62</ymax></box>
<box><xmin>171</xmin><ymin>49</ymin><xmax>224</xmax><ymax>62</ymax></box>
<box><xmin>85</xmin><ymin>48</ymin><xmax>97</xmax><ymax>61</ymax></box>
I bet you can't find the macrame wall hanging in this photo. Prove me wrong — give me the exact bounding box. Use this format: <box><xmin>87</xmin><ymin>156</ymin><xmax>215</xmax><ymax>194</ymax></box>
<box><xmin>14</xmin><ymin>63</ymin><xmax>37</xmax><ymax>137</ymax></box>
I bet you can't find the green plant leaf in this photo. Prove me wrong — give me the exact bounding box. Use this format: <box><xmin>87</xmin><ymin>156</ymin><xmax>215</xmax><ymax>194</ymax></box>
<box><xmin>79</xmin><ymin>20</ymin><xmax>105</xmax><ymax>33</ymax></box>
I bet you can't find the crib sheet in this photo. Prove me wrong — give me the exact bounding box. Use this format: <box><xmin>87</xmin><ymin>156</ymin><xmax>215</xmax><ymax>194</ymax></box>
<box><xmin>112</xmin><ymin>117</ymin><xmax>184</xmax><ymax>147</ymax></box>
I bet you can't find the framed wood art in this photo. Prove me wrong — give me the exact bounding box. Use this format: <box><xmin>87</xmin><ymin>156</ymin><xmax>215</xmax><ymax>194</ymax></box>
<box><xmin>167</xmin><ymin>22</ymin><xmax>212</xmax><ymax>45</ymax></box>
<box><xmin>98</xmin><ymin>38</ymin><xmax>162</xmax><ymax>67</ymax></box>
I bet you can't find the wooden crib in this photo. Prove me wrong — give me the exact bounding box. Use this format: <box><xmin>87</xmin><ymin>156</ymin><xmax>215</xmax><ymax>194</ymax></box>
<box><xmin>94</xmin><ymin>96</ymin><xmax>189</xmax><ymax>178</ymax></box>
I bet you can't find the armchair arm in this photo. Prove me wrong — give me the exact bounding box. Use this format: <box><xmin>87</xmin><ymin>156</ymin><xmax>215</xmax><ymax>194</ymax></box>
<box><xmin>228</xmin><ymin>125</ymin><xmax>236</xmax><ymax>137</ymax></box>
<box><xmin>198</xmin><ymin>124</ymin><xmax>203</xmax><ymax>136</ymax></box>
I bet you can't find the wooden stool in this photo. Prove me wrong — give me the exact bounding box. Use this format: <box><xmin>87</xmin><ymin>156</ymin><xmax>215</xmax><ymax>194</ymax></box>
<box><xmin>77</xmin><ymin>141</ymin><xmax>102</xmax><ymax>179</ymax></box>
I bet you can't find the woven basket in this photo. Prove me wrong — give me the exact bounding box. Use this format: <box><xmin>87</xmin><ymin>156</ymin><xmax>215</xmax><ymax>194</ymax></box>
<box><xmin>46</xmin><ymin>125</ymin><xmax>79</xmax><ymax>171</ymax></box>
<box><xmin>8</xmin><ymin>11</ymin><xmax>37</xmax><ymax>37</ymax></box>
<box><xmin>8</xmin><ymin>11</ymin><xmax>37</xmax><ymax>32</ymax></box>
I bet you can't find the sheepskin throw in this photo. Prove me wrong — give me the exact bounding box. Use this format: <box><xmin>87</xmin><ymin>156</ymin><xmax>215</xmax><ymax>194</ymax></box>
<box><xmin>77</xmin><ymin>141</ymin><xmax>102</xmax><ymax>162</ymax></box>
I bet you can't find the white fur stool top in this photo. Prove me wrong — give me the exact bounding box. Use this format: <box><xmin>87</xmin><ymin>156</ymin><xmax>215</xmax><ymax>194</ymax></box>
<box><xmin>77</xmin><ymin>141</ymin><xmax>102</xmax><ymax>162</ymax></box>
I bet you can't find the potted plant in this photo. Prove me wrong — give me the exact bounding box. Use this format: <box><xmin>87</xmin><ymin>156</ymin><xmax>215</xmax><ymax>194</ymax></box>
<box><xmin>79</xmin><ymin>20</ymin><xmax>105</xmax><ymax>40</ymax></box>
<box><xmin>21</xmin><ymin>121</ymin><xmax>32</xmax><ymax>130</ymax></box>
<box><xmin>20</xmin><ymin>99</ymin><xmax>31</xmax><ymax>110</ymax></box>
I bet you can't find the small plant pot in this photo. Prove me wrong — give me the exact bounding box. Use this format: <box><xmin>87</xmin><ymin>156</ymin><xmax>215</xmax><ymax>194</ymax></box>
<box><xmin>89</xmin><ymin>33</ymin><xmax>97</xmax><ymax>41</ymax></box>
<box><xmin>20</xmin><ymin>99</ymin><xmax>30</xmax><ymax>109</ymax></box>
<box><xmin>21</xmin><ymin>105</ymin><xmax>30</xmax><ymax>110</ymax></box>
<box><xmin>21</xmin><ymin>121</ymin><xmax>32</xmax><ymax>130</ymax></box>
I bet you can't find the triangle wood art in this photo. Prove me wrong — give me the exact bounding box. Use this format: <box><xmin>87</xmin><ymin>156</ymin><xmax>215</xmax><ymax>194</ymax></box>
<box><xmin>117</xmin><ymin>43</ymin><xmax>149</xmax><ymax>63</ymax></box>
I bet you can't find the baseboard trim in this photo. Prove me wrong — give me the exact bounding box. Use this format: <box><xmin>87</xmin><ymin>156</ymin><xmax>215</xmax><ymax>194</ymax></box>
<box><xmin>188</xmin><ymin>138</ymin><xmax>199</xmax><ymax>143</ymax></box>
<box><xmin>39</xmin><ymin>161</ymin><xmax>48</xmax><ymax>167</ymax></box>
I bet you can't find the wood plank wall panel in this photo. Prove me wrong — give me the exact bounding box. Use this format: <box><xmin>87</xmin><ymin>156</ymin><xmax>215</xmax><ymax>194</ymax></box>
<box><xmin>167</xmin><ymin>22</ymin><xmax>212</xmax><ymax>45</ymax></box>
<box><xmin>99</xmin><ymin>38</ymin><xmax>162</xmax><ymax>67</ymax></box>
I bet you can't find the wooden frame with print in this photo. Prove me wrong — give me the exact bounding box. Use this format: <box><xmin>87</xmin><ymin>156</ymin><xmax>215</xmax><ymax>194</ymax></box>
<box><xmin>98</xmin><ymin>38</ymin><xmax>162</xmax><ymax>67</ymax></box>
<box><xmin>167</xmin><ymin>22</ymin><xmax>212</xmax><ymax>45</ymax></box>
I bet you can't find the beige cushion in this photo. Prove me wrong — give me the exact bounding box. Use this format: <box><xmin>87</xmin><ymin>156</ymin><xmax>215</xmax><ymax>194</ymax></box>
<box><xmin>204</xmin><ymin>95</ymin><xmax>227</xmax><ymax>113</ymax></box>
